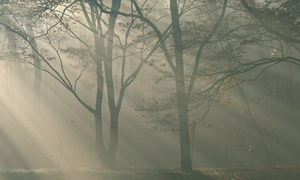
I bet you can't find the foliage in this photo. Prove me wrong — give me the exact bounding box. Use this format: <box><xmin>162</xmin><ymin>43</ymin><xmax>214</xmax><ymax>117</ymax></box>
<box><xmin>1</xmin><ymin>0</ymin><xmax>300</xmax><ymax>172</ymax></box>
<box><xmin>137</xmin><ymin>0</ymin><xmax>300</xmax><ymax>133</ymax></box>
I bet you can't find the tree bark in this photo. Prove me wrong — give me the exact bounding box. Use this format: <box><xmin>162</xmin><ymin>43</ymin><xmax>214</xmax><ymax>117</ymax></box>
<box><xmin>170</xmin><ymin>0</ymin><xmax>192</xmax><ymax>172</ymax></box>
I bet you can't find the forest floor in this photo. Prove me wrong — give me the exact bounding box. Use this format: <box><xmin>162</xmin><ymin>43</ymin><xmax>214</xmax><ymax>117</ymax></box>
<box><xmin>0</xmin><ymin>165</ymin><xmax>299</xmax><ymax>180</ymax></box>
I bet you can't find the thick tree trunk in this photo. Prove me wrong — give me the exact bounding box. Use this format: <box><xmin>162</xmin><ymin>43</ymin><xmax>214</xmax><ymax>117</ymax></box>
<box><xmin>170</xmin><ymin>0</ymin><xmax>192</xmax><ymax>172</ymax></box>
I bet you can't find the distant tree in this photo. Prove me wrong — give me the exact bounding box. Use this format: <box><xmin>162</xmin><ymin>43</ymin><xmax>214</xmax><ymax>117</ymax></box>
<box><xmin>0</xmin><ymin>0</ymin><xmax>44</xmax><ymax>100</ymax></box>
<box><xmin>240</xmin><ymin>0</ymin><xmax>300</xmax><ymax>46</ymax></box>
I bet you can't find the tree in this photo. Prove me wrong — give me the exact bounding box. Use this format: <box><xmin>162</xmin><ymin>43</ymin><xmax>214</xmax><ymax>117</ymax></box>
<box><xmin>152</xmin><ymin>0</ymin><xmax>228</xmax><ymax>171</ymax></box>
<box><xmin>1</xmin><ymin>0</ymin><xmax>300</xmax><ymax>171</ymax></box>
<box><xmin>169</xmin><ymin>0</ymin><xmax>192</xmax><ymax>171</ymax></box>
<box><xmin>94</xmin><ymin>0</ymin><xmax>230</xmax><ymax>171</ymax></box>
<box><xmin>240</xmin><ymin>0</ymin><xmax>300</xmax><ymax>45</ymax></box>
<box><xmin>0</xmin><ymin>0</ymin><xmax>165</xmax><ymax>168</ymax></box>
<box><xmin>25</xmin><ymin>16</ymin><xmax>42</xmax><ymax>97</ymax></box>
<box><xmin>0</xmin><ymin>0</ymin><xmax>45</xmax><ymax>104</ymax></box>
<box><xmin>92</xmin><ymin>0</ymin><xmax>300</xmax><ymax>170</ymax></box>
<box><xmin>67</xmin><ymin>0</ymin><xmax>164</xmax><ymax>168</ymax></box>
<box><xmin>125</xmin><ymin>0</ymin><xmax>300</xmax><ymax>170</ymax></box>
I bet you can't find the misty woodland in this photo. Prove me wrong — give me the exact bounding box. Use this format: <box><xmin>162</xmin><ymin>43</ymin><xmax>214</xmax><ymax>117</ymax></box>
<box><xmin>0</xmin><ymin>0</ymin><xmax>299</xmax><ymax>175</ymax></box>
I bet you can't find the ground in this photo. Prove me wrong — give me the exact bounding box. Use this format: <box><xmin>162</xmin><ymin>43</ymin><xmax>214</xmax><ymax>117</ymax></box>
<box><xmin>0</xmin><ymin>165</ymin><xmax>299</xmax><ymax>180</ymax></box>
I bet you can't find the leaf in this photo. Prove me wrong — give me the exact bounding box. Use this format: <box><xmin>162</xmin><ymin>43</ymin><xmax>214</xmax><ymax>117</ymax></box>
<box><xmin>276</xmin><ymin>52</ymin><xmax>281</xmax><ymax>57</ymax></box>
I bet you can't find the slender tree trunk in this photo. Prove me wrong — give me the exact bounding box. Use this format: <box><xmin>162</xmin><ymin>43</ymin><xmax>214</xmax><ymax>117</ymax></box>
<box><xmin>81</xmin><ymin>0</ymin><xmax>119</xmax><ymax>168</ymax></box>
<box><xmin>102</xmin><ymin>0</ymin><xmax>121</xmax><ymax>168</ymax></box>
<box><xmin>106</xmin><ymin>108</ymin><xmax>120</xmax><ymax>168</ymax></box>
<box><xmin>94</xmin><ymin>111</ymin><xmax>107</xmax><ymax>165</ymax></box>
<box><xmin>6</xmin><ymin>27</ymin><xmax>25</xmax><ymax>105</ymax></box>
<box><xmin>25</xmin><ymin>20</ymin><xmax>42</xmax><ymax>98</ymax></box>
<box><xmin>82</xmin><ymin>0</ymin><xmax>126</xmax><ymax>168</ymax></box>
<box><xmin>6</xmin><ymin>28</ymin><xmax>24</xmax><ymax>80</ymax></box>
<box><xmin>93</xmin><ymin>29</ymin><xmax>107</xmax><ymax>166</ymax></box>
<box><xmin>170</xmin><ymin>0</ymin><xmax>192</xmax><ymax>172</ymax></box>
<box><xmin>176</xmin><ymin>87</ymin><xmax>192</xmax><ymax>172</ymax></box>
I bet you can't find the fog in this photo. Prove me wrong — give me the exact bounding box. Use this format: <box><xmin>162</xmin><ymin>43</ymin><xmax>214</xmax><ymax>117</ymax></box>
<box><xmin>0</xmin><ymin>0</ymin><xmax>299</xmax><ymax>172</ymax></box>
<box><xmin>0</xmin><ymin>49</ymin><xmax>299</xmax><ymax>169</ymax></box>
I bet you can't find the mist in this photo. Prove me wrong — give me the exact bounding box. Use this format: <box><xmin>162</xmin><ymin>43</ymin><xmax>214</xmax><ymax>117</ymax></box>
<box><xmin>0</xmin><ymin>0</ymin><xmax>299</xmax><ymax>174</ymax></box>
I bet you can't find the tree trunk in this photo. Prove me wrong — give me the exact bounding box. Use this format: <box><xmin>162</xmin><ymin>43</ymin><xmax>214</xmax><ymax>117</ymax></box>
<box><xmin>91</xmin><ymin>10</ymin><xmax>107</xmax><ymax>164</ymax></box>
<box><xmin>82</xmin><ymin>0</ymin><xmax>123</xmax><ymax>168</ymax></box>
<box><xmin>106</xmin><ymin>109</ymin><xmax>119</xmax><ymax>168</ymax></box>
<box><xmin>102</xmin><ymin>0</ymin><xmax>121</xmax><ymax>168</ymax></box>
<box><xmin>94</xmin><ymin>53</ymin><xmax>107</xmax><ymax>166</ymax></box>
<box><xmin>170</xmin><ymin>0</ymin><xmax>192</xmax><ymax>172</ymax></box>
<box><xmin>6</xmin><ymin>28</ymin><xmax>24</xmax><ymax>79</ymax></box>
<box><xmin>89</xmin><ymin>0</ymin><xmax>121</xmax><ymax>168</ymax></box>
<box><xmin>6</xmin><ymin>27</ymin><xmax>25</xmax><ymax>104</ymax></box>
<box><xmin>25</xmin><ymin>20</ymin><xmax>41</xmax><ymax>98</ymax></box>
<box><xmin>176</xmin><ymin>87</ymin><xmax>192</xmax><ymax>172</ymax></box>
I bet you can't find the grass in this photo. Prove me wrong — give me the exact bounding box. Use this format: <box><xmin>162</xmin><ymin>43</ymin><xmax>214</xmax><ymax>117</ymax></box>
<box><xmin>0</xmin><ymin>166</ymin><xmax>299</xmax><ymax>180</ymax></box>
